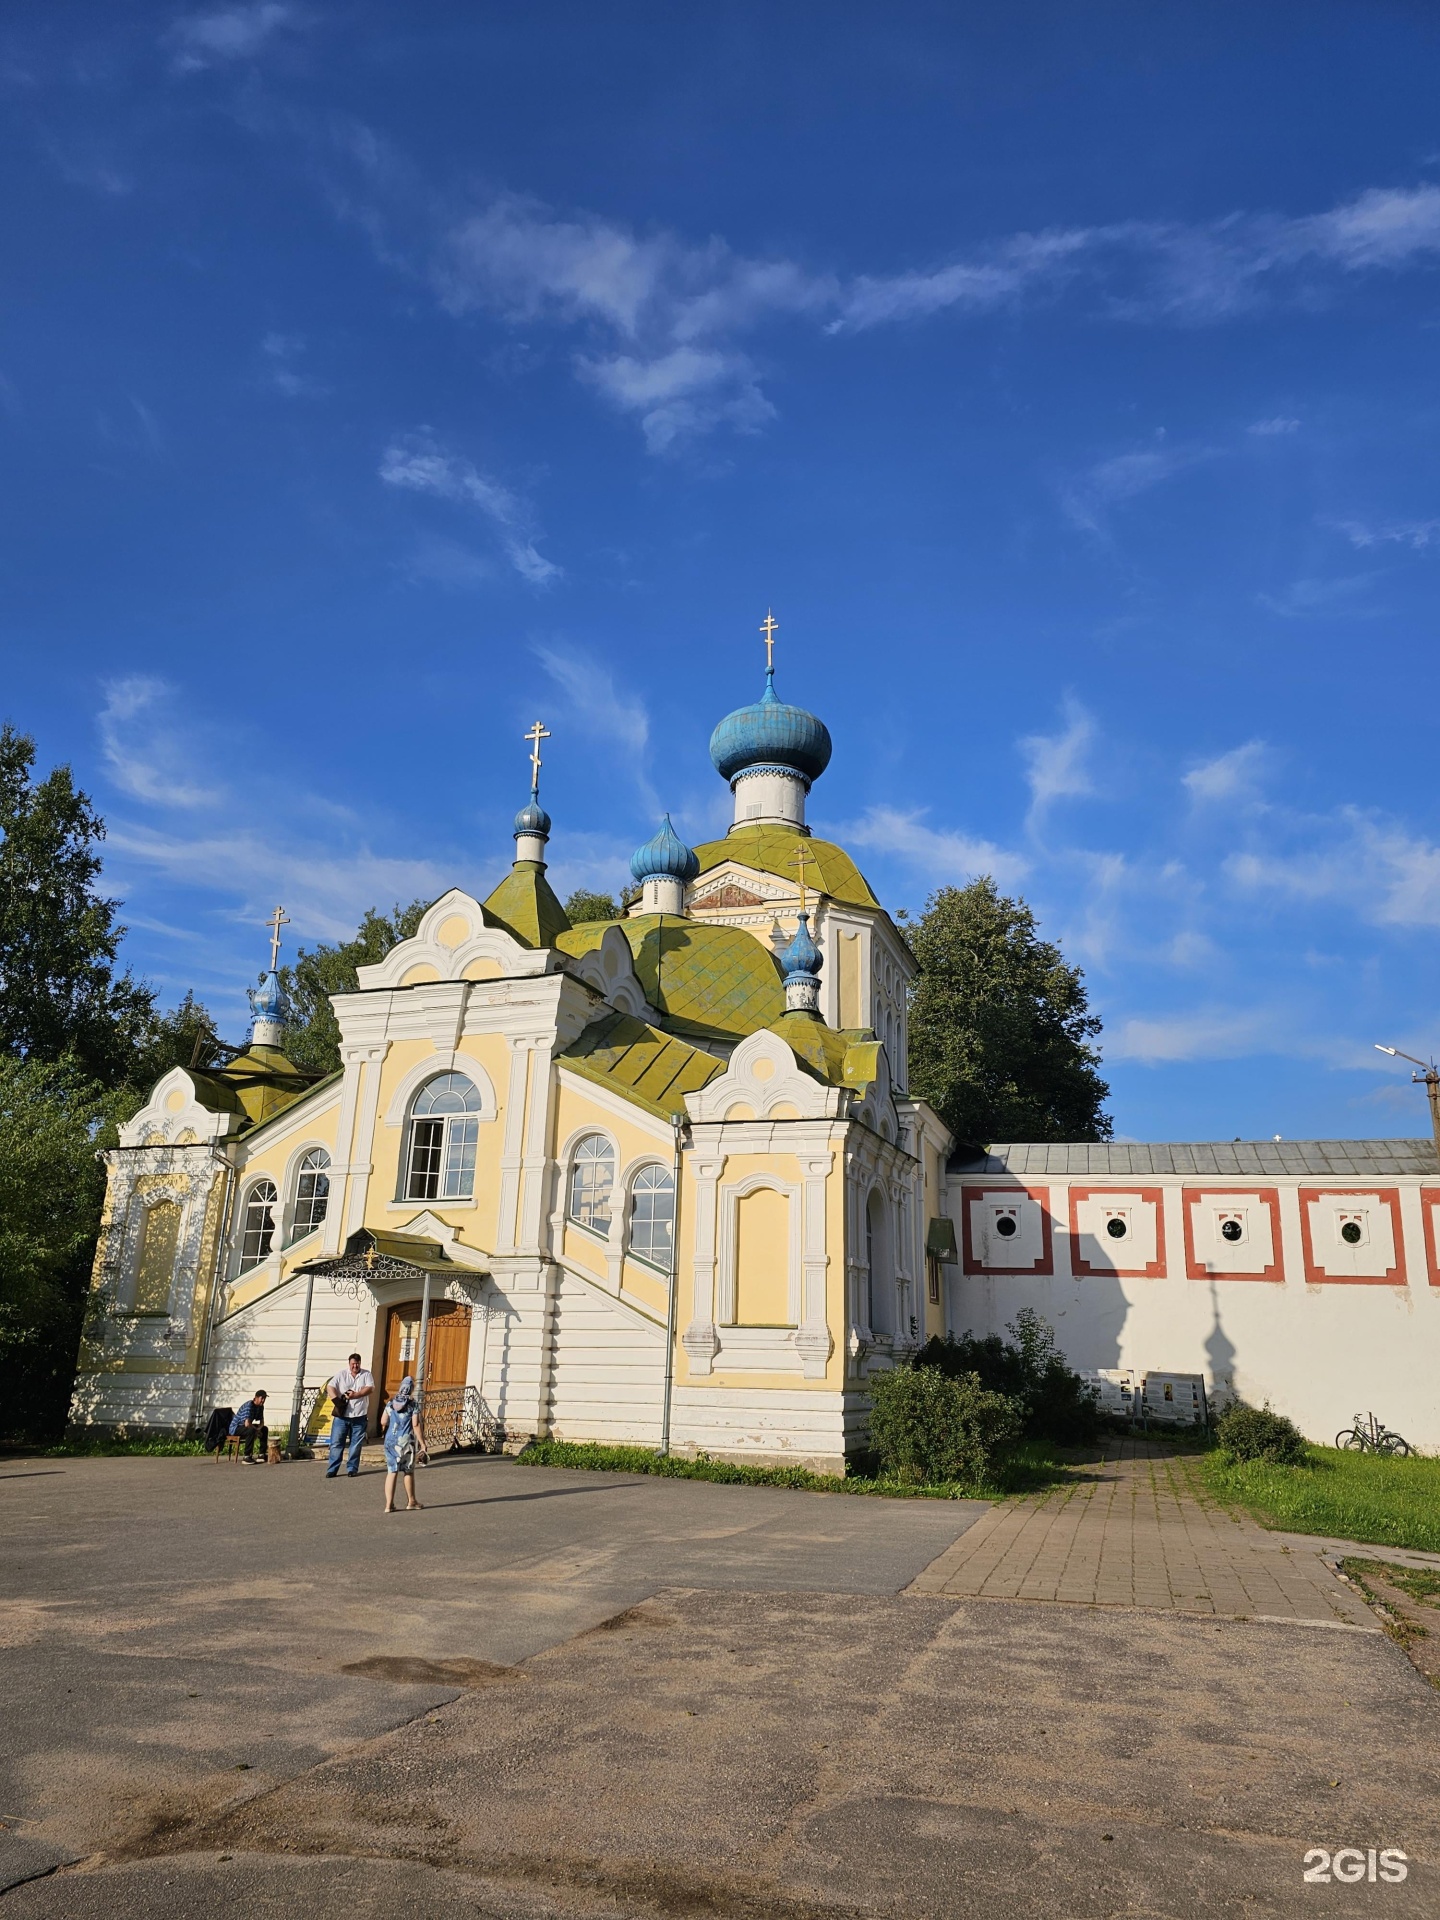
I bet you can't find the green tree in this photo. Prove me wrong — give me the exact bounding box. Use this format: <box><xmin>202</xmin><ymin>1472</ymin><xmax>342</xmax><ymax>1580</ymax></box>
<box><xmin>0</xmin><ymin>1057</ymin><xmax>128</xmax><ymax>1439</ymax></box>
<box><xmin>277</xmin><ymin>901</ymin><xmax>431</xmax><ymax>1075</ymax></box>
<box><xmin>563</xmin><ymin>888</ymin><xmax>620</xmax><ymax>924</ymax></box>
<box><xmin>0</xmin><ymin>724</ymin><xmax>158</xmax><ymax>1083</ymax></box>
<box><xmin>901</xmin><ymin>878</ymin><xmax>1110</xmax><ymax>1148</ymax></box>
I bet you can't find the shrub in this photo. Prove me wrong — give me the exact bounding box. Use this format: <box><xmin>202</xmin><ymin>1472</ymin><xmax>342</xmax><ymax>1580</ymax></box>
<box><xmin>868</xmin><ymin>1365</ymin><xmax>1022</xmax><ymax>1487</ymax></box>
<box><xmin>1216</xmin><ymin>1402</ymin><xmax>1309</xmax><ymax>1466</ymax></box>
<box><xmin>914</xmin><ymin>1307</ymin><xmax>1100</xmax><ymax>1444</ymax></box>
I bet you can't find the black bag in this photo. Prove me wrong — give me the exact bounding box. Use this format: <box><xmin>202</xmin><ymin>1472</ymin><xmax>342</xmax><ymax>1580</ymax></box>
<box><xmin>331</xmin><ymin>1392</ymin><xmax>349</xmax><ymax>1420</ymax></box>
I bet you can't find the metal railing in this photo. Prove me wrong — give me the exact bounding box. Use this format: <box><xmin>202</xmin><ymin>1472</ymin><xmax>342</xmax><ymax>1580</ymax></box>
<box><xmin>296</xmin><ymin>1382</ymin><xmax>500</xmax><ymax>1454</ymax></box>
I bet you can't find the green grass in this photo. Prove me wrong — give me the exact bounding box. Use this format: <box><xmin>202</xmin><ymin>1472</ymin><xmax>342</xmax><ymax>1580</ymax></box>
<box><xmin>517</xmin><ymin>1435</ymin><xmax>1072</xmax><ymax>1501</ymax></box>
<box><xmin>40</xmin><ymin>1433</ymin><xmax>206</xmax><ymax>1458</ymax></box>
<box><xmin>1200</xmin><ymin>1444</ymin><xmax>1440</xmax><ymax>1554</ymax></box>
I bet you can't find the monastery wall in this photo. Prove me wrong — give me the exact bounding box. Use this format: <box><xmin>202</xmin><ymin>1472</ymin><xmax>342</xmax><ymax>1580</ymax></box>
<box><xmin>947</xmin><ymin>1170</ymin><xmax>1440</xmax><ymax>1450</ymax></box>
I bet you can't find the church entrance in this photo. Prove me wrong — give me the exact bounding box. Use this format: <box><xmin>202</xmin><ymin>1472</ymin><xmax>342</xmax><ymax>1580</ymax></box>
<box><xmin>382</xmin><ymin>1298</ymin><xmax>472</xmax><ymax>1400</ymax></box>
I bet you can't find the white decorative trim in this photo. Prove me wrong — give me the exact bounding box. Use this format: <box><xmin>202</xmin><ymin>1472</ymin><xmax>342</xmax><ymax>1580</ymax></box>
<box><xmin>682</xmin><ymin>1153</ymin><xmax>726</xmax><ymax>1376</ymax></box>
<box><xmin>118</xmin><ymin>1068</ymin><xmax>237</xmax><ymax>1149</ymax></box>
<box><xmin>381</xmin><ymin>1052</ymin><xmax>498</xmax><ymax>1129</ymax></box>
<box><xmin>355</xmin><ymin>889</ymin><xmax>549</xmax><ymax>989</ymax></box>
<box><xmin>685</xmin><ymin>1029</ymin><xmax>845</xmax><ymax>1125</ymax></box>
<box><xmin>565</xmin><ymin>924</ymin><xmax>651</xmax><ymax>1018</ymax></box>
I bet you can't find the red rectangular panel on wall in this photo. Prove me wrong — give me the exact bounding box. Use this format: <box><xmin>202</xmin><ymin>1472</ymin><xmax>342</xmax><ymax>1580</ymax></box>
<box><xmin>1183</xmin><ymin>1188</ymin><xmax>1283</xmax><ymax>1282</ymax></box>
<box><xmin>960</xmin><ymin>1184</ymin><xmax>1055</xmax><ymax>1275</ymax></box>
<box><xmin>1421</xmin><ymin>1189</ymin><xmax>1440</xmax><ymax>1287</ymax></box>
<box><xmin>1067</xmin><ymin>1186</ymin><xmax>1166</xmax><ymax>1278</ymax></box>
<box><xmin>1297</xmin><ymin>1187</ymin><xmax>1406</xmax><ymax>1286</ymax></box>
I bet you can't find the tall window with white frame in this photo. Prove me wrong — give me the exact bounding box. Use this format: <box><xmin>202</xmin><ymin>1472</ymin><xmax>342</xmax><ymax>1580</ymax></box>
<box><xmin>403</xmin><ymin>1073</ymin><xmax>482</xmax><ymax>1202</ymax></box>
<box><xmin>627</xmin><ymin>1164</ymin><xmax>675</xmax><ymax>1268</ymax></box>
<box><xmin>568</xmin><ymin>1134</ymin><xmax>615</xmax><ymax>1237</ymax></box>
<box><xmin>289</xmin><ymin>1147</ymin><xmax>331</xmax><ymax>1241</ymax></box>
<box><xmin>240</xmin><ymin>1179</ymin><xmax>278</xmax><ymax>1268</ymax></box>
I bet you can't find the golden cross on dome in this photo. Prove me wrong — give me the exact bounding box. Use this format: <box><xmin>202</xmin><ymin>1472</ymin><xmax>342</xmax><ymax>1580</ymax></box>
<box><xmin>759</xmin><ymin>609</ymin><xmax>778</xmax><ymax>672</ymax></box>
<box><xmin>524</xmin><ymin>719</ymin><xmax>551</xmax><ymax>795</ymax></box>
<box><xmin>787</xmin><ymin>841</ymin><xmax>815</xmax><ymax>916</ymax></box>
<box><xmin>265</xmin><ymin>904</ymin><xmax>290</xmax><ymax>971</ymax></box>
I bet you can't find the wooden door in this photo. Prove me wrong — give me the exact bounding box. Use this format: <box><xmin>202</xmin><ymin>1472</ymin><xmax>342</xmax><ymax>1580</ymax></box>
<box><xmin>383</xmin><ymin>1299</ymin><xmax>472</xmax><ymax>1400</ymax></box>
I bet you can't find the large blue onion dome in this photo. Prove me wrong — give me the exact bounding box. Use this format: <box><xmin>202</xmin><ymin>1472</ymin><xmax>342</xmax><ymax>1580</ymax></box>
<box><xmin>779</xmin><ymin>911</ymin><xmax>822</xmax><ymax>982</ymax></box>
<box><xmin>630</xmin><ymin>812</ymin><xmax>700</xmax><ymax>884</ymax></box>
<box><xmin>709</xmin><ymin>669</ymin><xmax>833</xmax><ymax>788</ymax></box>
<box><xmin>514</xmin><ymin>796</ymin><xmax>552</xmax><ymax>839</ymax></box>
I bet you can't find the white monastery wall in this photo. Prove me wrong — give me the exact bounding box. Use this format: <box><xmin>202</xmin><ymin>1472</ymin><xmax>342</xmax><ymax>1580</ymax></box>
<box><xmin>947</xmin><ymin>1172</ymin><xmax>1440</xmax><ymax>1450</ymax></box>
<box><xmin>543</xmin><ymin>1267</ymin><xmax>666</xmax><ymax>1447</ymax></box>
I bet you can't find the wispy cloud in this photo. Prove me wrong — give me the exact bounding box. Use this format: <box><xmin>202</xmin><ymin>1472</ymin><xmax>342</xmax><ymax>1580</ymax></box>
<box><xmin>1228</xmin><ymin>810</ymin><xmax>1440</xmax><ymax>930</ymax></box>
<box><xmin>840</xmin><ymin>806</ymin><xmax>1030</xmax><ymax>890</ymax></box>
<box><xmin>1257</xmin><ymin>571</ymin><xmax>1384</xmax><ymax>619</ymax></box>
<box><xmin>1184</xmin><ymin>741</ymin><xmax>1270</xmax><ymax>806</ymax></box>
<box><xmin>378</xmin><ymin>434</ymin><xmax>559</xmax><ymax>586</ymax></box>
<box><xmin>1106</xmin><ymin>1007</ymin><xmax>1278</xmax><ymax>1064</ymax></box>
<box><xmin>99</xmin><ymin>677</ymin><xmax>224</xmax><ymax>809</ymax></box>
<box><xmin>531</xmin><ymin>641</ymin><xmax>655</xmax><ymax>814</ymax></box>
<box><xmin>1248</xmin><ymin>416</ymin><xmax>1300</xmax><ymax>436</ymax></box>
<box><xmin>1332</xmin><ymin>515</ymin><xmax>1440</xmax><ymax>550</ymax></box>
<box><xmin>1060</xmin><ymin>439</ymin><xmax>1215</xmax><ymax>536</ymax></box>
<box><xmin>1020</xmin><ymin>698</ymin><xmax>1095</xmax><ymax>824</ymax></box>
<box><xmin>165</xmin><ymin>3</ymin><xmax>305</xmax><ymax>73</ymax></box>
<box><xmin>259</xmin><ymin>331</ymin><xmax>327</xmax><ymax>398</ymax></box>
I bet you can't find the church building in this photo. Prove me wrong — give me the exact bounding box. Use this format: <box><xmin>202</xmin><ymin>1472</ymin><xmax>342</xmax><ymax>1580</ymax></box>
<box><xmin>71</xmin><ymin>630</ymin><xmax>951</xmax><ymax>1471</ymax></box>
<box><xmin>71</xmin><ymin>623</ymin><xmax>1440</xmax><ymax>1458</ymax></box>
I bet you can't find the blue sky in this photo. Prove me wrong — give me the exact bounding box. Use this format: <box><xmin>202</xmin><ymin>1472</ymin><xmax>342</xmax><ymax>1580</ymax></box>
<box><xmin>5</xmin><ymin>2</ymin><xmax>1440</xmax><ymax>1143</ymax></box>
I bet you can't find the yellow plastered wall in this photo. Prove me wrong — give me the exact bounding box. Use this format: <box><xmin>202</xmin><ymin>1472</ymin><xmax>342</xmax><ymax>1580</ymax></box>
<box><xmin>223</xmin><ymin>1088</ymin><xmax>344</xmax><ymax>1311</ymax></box>
<box><xmin>364</xmin><ymin>1034</ymin><xmax>513</xmax><ymax>1256</ymax></box>
<box><xmin>552</xmin><ymin>1077</ymin><xmax>675</xmax><ymax>1290</ymax></box>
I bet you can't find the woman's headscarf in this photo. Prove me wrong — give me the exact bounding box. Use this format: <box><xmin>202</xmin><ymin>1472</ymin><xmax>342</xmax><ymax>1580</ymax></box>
<box><xmin>388</xmin><ymin>1375</ymin><xmax>416</xmax><ymax>1412</ymax></box>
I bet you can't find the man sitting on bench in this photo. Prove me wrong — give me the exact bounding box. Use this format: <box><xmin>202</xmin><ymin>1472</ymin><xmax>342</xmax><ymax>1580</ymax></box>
<box><xmin>228</xmin><ymin>1390</ymin><xmax>269</xmax><ymax>1463</ymax></box>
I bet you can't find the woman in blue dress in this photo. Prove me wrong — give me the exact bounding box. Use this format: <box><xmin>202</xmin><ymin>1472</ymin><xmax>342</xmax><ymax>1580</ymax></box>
<box><xmin>380</xmin><ymin>1375</ymin><xmax>427</xmax><ymax>1513</ymax></box>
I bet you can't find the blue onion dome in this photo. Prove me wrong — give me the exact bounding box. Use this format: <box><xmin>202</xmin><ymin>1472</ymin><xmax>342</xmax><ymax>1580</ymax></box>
<box><xmin>514</xmin><ymin>796</ymin><xmax>552</xmax><ymax>839</ymax></box>
<box><xmin>779</xmin><ymin>911</ymin><xmax>822</xmax><ymax>982</ymax></box>
<box><xmin>246</xmin><ymin>970</ymin><xmax>287</xmax><ymax>1026</ymax></box>
<box><xmin>630</xmin><ymin>812</ymin><xmax>700</xmax><ymax>884</ymax></box>
<box><xmin>709</xmin><ymin>669</ymin><xmax>833</xmax><ymax>787</ymax></box>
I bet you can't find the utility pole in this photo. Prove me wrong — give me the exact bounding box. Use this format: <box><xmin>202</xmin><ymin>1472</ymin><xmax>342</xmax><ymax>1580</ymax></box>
<box><xmin>1375</xmin><ymin>1045</ymin><xmax>1440</xmax><ymax>1161</ymax></box>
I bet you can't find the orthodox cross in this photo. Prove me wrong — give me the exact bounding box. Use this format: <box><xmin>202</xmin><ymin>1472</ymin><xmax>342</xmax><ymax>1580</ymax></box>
<box><xmin>265</xmin><ymin>904</ymin><xmax>290</xmax><ymax>970</ymax></box>
<box><xmin>759</xmin><ymin>609</ymin><xmax>778</xmax><ymax>672</ymax></box>
<box><xmin>524</xmin><ymin>720</ymin><xmax>551</xmax><ymax>795</ymax></box>
<box><xmin>787</xmin><ymin>841</ymin><xmax>815</xmax><ymax>916</ymax></box>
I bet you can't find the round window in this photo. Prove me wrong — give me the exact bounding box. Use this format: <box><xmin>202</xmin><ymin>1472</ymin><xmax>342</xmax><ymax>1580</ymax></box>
<box><xmin>1220</xmin><ymin>1219</ymin><xmax>1243</xmax><ymax>1243</ymax></box>
<box><xmin>1340</xmin><ymin>1220</ymin><xmax>1363</xmax><ymax>1245</ymax></box>
<box><xmin>994</xmin><ymin>1215</ymin><xmax>1018</xmax><ymax>1239</ymax></box>
<box><xmin>1105</xmin><ymin>1217</ymin><xmax>1128</xmax><ymax>1240</ymax></box>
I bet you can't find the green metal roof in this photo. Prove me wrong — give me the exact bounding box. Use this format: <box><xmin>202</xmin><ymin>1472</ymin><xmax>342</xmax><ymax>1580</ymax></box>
<box><xmin>559</xmin><ymin>1009</ymin><xmax>723</xmax><ymax>1120</ymax></box>
<box><xmin>482</xmin><ymin>861</ymin><xmax>571</xmax><ymax>950</ymax></box>
<box><xmin>556</xmin><ymin>913</ymin><xmax>786</xmax><ymax>1041</ymax></box>
<box><xmin>768</xmin><ymin>1013</ymin><xmax>883</xmax><ymax>1092</ymax></box>
<box><xmin>188</xmin><ymin>1046</ymin><xmax>327</xmax><ymax>1131</ymax></box>
<box><xmin>692</xmin><ymin>824</ymin><xmax>881</xmax><ymax>911</ymax></box>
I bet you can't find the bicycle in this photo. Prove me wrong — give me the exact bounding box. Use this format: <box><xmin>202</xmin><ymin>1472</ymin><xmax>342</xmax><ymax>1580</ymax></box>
<box><xmin>1334</xmin><ymin>1410</ymin><xmax>1413</xmax><ymax>1457</ymax></box>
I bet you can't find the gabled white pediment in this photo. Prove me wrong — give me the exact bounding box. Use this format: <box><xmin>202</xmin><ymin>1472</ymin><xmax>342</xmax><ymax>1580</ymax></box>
<box><xmin>684</xmin><ymin>1027</ymin><xmax>845</xmax><ymax>1124</ymax></box>
<box><xmin>567</xmin><ymin>924</ymin><xmax>652</xmax><ymax>1019</ymax></box>
<box><xmin>118</xmin><ymin>1067</ymin><xmax>237</xmax><ymax>1148</ymax></box>
<box><xmin>356</xmin><ymin>889</ymin><xmax>550</xmax><ymax>988</ymax></box>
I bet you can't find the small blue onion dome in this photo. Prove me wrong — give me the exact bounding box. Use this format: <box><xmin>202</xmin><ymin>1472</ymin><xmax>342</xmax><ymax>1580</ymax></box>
<box><xmin>514</xmin><ymin>797</ymin><xmax>552</xmax><ymax>839</ymax></box>
<box><xmin>630</xmin><ymin>812</ymin><xmax>700</xmax><ymax>884</ymax></box>
<box><xmin>246</xmin><ymin>969</ymin><xmax>288</xmax><ymax>1028</ymax></box>
<box><xmin>779</xmin><ymin>911</ymin><xmax>822</xmax><ymax>982</ymax></box>
<box><xmin>709</xmin><ymin>669</ymin><xmax>833</xmax><ymax>787</ymax></box>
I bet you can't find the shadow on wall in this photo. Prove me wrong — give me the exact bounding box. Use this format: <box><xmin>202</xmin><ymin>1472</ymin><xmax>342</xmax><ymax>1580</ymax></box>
<box><xmin>68</xmin><ymin>1297</ymin><xmax>264</xmax><ymax>1437</ymax></box>
<box><xmin>1205</xmin><ymin>1280</ymin><xmax>1238</xmax><ymax>1411</ymax></box>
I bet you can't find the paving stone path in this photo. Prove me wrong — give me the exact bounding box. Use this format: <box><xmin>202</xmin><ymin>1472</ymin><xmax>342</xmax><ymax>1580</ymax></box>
<box><xmin>910</xmin><ymin>1436</ymin><xmax>1379</xmax><ymax>1627</ymax></box>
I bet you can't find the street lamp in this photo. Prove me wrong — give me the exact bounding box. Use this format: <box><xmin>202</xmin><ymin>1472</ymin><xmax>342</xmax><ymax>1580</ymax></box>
<box><xmin>1375</xmin><ymin>1045</ymin><xmax>1440</xmax><ymax>1158</ymax></box>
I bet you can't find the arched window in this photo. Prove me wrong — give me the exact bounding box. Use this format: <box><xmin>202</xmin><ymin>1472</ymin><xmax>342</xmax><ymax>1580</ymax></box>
<box><xmin>628</xmin><ymin>1164</ymin><xmax>675</xmax><ymax>1268</ymax></box>
<box><xmin>568</xmin><ymin>1133</ymin><xmax>615</xmax><ymax>1236</ymax></box>
<box><xmin>404</xmin><ymin>1072</ymin><xmax>482</xmax><ymax>1201</ymax></box>
<box><xmin>240</xmin><ymin>1179</ymin><xmax>278</xmax><ymax>1268</ymax></box>
<box><xmin>865</xmin><ymin>1188</ymin><xmax>892</xmax><ymax>1334</ymax></box>
<box><xmin>290</xmin><ymin>1147</ymin><xmax>331</xmax><ymax>1241</ymax></box>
